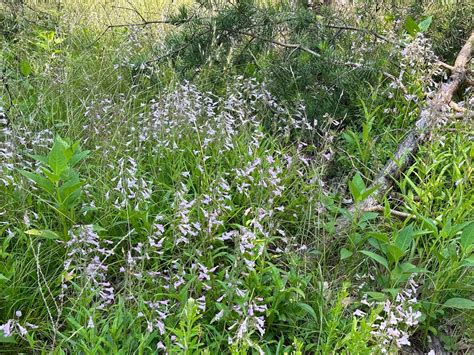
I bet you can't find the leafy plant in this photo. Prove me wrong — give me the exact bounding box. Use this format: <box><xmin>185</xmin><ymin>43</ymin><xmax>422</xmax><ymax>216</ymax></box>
<box><xmin>19</xmin><ymin>136</ymin><xmax>89</xmax><ymax>235</ymax></box>
<box><xmin>169</xmin><ymin>298</ymin><xmax>204</xmax><ymax>354</ymax></box>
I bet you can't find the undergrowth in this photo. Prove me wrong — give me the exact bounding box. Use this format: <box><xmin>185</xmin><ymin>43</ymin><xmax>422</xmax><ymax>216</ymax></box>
<box><xmin>1</xmin><ymin>0</ymin><xmax>473</xmax><ymax>353</ymax></box>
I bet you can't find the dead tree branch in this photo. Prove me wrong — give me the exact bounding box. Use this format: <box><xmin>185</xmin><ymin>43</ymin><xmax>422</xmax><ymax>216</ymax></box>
<box><xmin>337</xmin><ymin>31</ymin><xmax>474</xmax><ymax>228</ymax></box>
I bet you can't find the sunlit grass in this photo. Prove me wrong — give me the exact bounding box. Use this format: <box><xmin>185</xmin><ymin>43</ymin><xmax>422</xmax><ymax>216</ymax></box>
<box><xmin>27</xmin><ymin>0</ymin><xmax>193</xmax><ymax>29</ymax></box>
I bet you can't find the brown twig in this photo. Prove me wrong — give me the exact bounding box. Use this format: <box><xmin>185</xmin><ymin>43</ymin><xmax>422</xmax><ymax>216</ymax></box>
<box><xmin>437</xmin><ymin>61</ymin><xmax>455</xmax><ymax>71</ymax></box>
<box><xmin>449</xmin><ymin>101</ymin><xmax>465</xmax><ymax>113</ymax></box>
<box><xmin>362</xmin><ymin>206</ymin><xmax>416</xmax><ymax>219</ymax></box>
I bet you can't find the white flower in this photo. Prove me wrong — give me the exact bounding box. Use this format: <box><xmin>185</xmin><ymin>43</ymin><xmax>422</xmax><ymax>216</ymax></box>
<box><xmin>87</xmin><ymin>316</ymin><xmax>95</xmax><ymax>329</ymax></box>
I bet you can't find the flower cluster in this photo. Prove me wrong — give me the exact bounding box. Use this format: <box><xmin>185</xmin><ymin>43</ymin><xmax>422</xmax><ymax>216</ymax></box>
<box><xmin>355</xmin><ymin>277</ymin><xmax>422</xmax><ymax>353</ymax></box>
<box><xmin>62</xmin><ymin>225</ymin><xmax>115</xmax><ymax>310</ymax></box>
<box><xmin>0</xmin><ymin>311</ymin><xmax>37</xmax><ymax>338</ymax></box>
<box><xmin>228</xmin><ymin>298</ymin><xmax>268</xmax><ymax>349</ymax></box>
<box><xmin>0</xmin><ymin>110</ymin><xmax>53</xmax><ymax>188</ymax></box>
<box><xmin>0</xmin><ymin>109</ymin><xmax>14</xmax><ymax>187</ymax></box>
<box><xmin>110</xmin><ymin>157</ymin><xmax>153</xmax><ymax>210</ymax></box>
<box><xmin>385</xmin><ymin>32</ymin><xmax>441</xmax><ymax>113</ymax></box>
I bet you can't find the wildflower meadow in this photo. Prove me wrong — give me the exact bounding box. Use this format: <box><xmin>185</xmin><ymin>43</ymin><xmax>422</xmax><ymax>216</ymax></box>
<box><xmin>1</xmin><ymin>0</ymin><xmax>473</xmax><ymax>353</ymax></box>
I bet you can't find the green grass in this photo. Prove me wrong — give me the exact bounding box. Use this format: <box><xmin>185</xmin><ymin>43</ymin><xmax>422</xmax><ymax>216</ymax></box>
<box><xmin>1</xmin><ymin>0</ymin><xmax>473</xmax><ymax>353</ymax></box>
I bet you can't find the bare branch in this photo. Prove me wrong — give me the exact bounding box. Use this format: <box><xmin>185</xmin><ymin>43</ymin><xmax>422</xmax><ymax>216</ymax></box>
<box><xmin>362</xmin><ymin>206</ymin><xmax>416</xmax><ymax>219</ymax></box>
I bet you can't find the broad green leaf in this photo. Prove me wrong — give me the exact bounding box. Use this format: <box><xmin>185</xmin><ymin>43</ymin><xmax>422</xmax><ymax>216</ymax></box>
<box><xmin>348</xmin><ymin>181</ymin><xmax>359</xmax><ymax>202</ymax></box>
<box><xmin>59</xmin><ymin>180</ymin><xmax>84</xmax><ymax>201</ymax></box>
<box><xmin>342</xmin><ymin>131</ymin><xmax>356</xmax><ymax>145</ymax></box>
<box><xmin>295</xmin><ymin>302</ymin><xmax>317</xmax><ymax>320</ymax></box>
<box><xmin>360</xmin><ymin>250</ymin><xmax>389</xmax><ymax>269</ymax></box>
<box><xmin>70</xmin><ymin>150</ymin><xmax>90</xmax><ymax>167</ymax></box>
<box><xmin>62</xmin><ymin>189</ymin><xmax>82</xmax><ymax>209</ymax></box>
<box><xmin>366</xmin><ymin>292</ymin><xmax>386</xmax><ymax>302</ymax></box>
<box><xmin>399</xmin><ymin>262</ymin><xmax>426</xmax><ymax>274</ymax></box>
<box><xmin>0</xmin><ymin>333</ymin><xmax>16</xmax><ymax>344</ymax></box>
<box><xmin>352</xmin><ymin>173</ymin><xmax>366</xmax><ymax>194</ymax></box>
<box><xmin>367</xmin><ymin>231</ymin><xmax>389</xmax><ymax>243</ymax></box>
<box><xmin>387</xmin><ymin>244</ymin><xmax>403</xmax><ymax>263</ymax></box>
<box><xmin>287</xmin><ymin>287</ymin><xmax>306</xmax><ymax>299</ymax></box>
<box><xmin>49</xmin><ymin>137</ymin><xmax>69</xmax><ymax>175</ymax></box>
<box><xmin>418</xmin><ymin>16</ymin><xmax>433</xmax><ymax>32</ymax></box>
<box><xmin>443</xmin><ymin>298</ymin><xmax>474</xmax><ymax>310</ymax></box>
<box><xmin>19</xmin><ymin>170</ymin><xmax>54</xmax><ymax>193</ymax></box>
<box><xmin>340</xmin><ymin>248</ymin><xmax>353</xmax><ymax>260</ymax></box>
<box><xmin>360</xmin><ymin>185</ymin><xmax>378</xmax><ymax>201</ymax></box>
<box><xmin>404</xmin><ymin>16</ymin><xmax>419</xmax><ymax>36</ymax></box>
<box><xmin>41</xmin><ymin>167</ymin><xmax>60</xmax><ymax>184</ymax></box>
<box><xmin>395</xmin><ymin>224</ymin><xmax>414</xmax><ymax>252</ymax></box>
<box><xmin>383</xmin><ymin>288</ymin><xmax>401</xmax><ymax>298</ymax></box>
<box><xmin>61</xmin><ymin>167</ymin><xmax>79</xmax><ymax>182</ymax></box>
<box><xmin>25</xmin><ymin>229</ymin><xmax>60</xmax><ymax>240</ymax></box>
<box><xmin>19</xmin><ymin>60</ymin><xmax>32</xmax><ymax>76</ymax></box>
<box><xmin>359</xmin><ymin>212</ymin><xmax>378</xmax><ymax>224</ymax></box>
<box><xmin>460</xmin><ymin>222</ymin><xmax>473</xmax><ymax>249</ymax></box>
<box><xmin>0</xmin><ymin>273</ymin><xmax>8</xmax><ymax>281</ymax></box>
<box><xmin>461</xmin><ymin>255</ymin><xmax>474</xmax><ymax>267</ymax></box>
<box><xmin>28</xmin><ymin>154</ymin><xmax>48</xmax><ymax>165</ymax></box>
<box><xmin>349</xmin><ymin>173</ymin><xmax>365</xmax><ymax>202</ymax></box>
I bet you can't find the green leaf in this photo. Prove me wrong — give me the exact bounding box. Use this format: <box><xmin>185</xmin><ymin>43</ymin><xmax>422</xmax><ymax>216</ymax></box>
<box><xmin>295</xmin><ymin>302</ymin><xmax>317</xmax><ymax>320</ymax></box>
<box><xmin>461</xmin><ymin>255</ymin><xmax>474</xmax><ymax>267</ymax></box>
<box><xmin>25</xmin><ymin>229</ymin><xmax>60</xmax><ymax>240</ymax></box>
<box><xmin>0</xmin><ymin>273</ymin><xmax>8</xmax><ymax>281</ymax></box>
<box><xmin>45</xmin><ymin>31</ymin><xmax>55</xmax><ymax>42</ymax></box>
<box><xmin>287</xmin><ymin>287</ymin><xmax>306</xmax><ymax>299</ymax></box>
<box><xmin>399</xmin><ymin>262</ymin><xmax>425</xmax><ymax>274</ymax></box>
<box><xmin>366</xmin><ymin>292</ymin><xmax>386</xmax><ymax>302</ymax></box>
<box><xmin>360</xmin><ymin>185</ymin><xmax>378</xmax><ymax>201</ymax></box>
<box><xmin>387</xmin><ymin>244</ymin><xmax>403</xmax><ymax>263</ymax></box>
<box><xmin>360</xmin><ymin>250</ymin><xmax>389</xmax><ymax>269</ymax></box>
<box><xmin>460</xmin><ymin>222</ymin><xmax>473</xmax><ymax>249</ymax></box>
<box><xmin>443</xmin><ymin>298</ymin><xmax>474</xmax><ymax>310</ymax></box>
<box><xmin>418</xmin><ymin>16</ymin><xmax>433</xmax><ymax>32</ymax></box>
<box><xmin>49</xmin><ymin>137</ymin><xmax>69</xmax><ymax>175</ymax></box>
<box><xmin>41</xmin><ymin>167</ymin><xmax>60</xmax><ymax>184</ymax></box>
<box><xmin>340</xmin><ymin>248</ymin><xmax>353</xmax><ymax>260</ymax></box>
<box><xmin>395</xmin><ymin>224</ymin><xmax>414</xmax><ymax>252</ymax></box>
<box><xmin>62</xmin><ymin>189</ymin><xmax>82</xmax><ymax>210</ymax></box>
<box><xmin>19</xmin><ymin>60</ymin><xmax>32</xmax><ymax>76</ymax></box>
<box><xmin>61</xmin><ymin>167</ymin><xmax>79</xmax><ymax>182</ymax></box>
<box><xmin>0</xmin><ymin>333</ymin><xmax>16</xmax><ymax>344</ymax></box>
<box><xmin>359</xmin><ymin>212</ymin><xmax>378</xmax><ymax>224</ymax></box>
<box><xmin>70</xmin><ymin>150</ymin><xmax>90</xmax><ymax>167</ymax></box>
<box><xmin>19</xmin><ymin>170</ymin><xmax>54</xmax><ymax>193</ymax></box>
<box><xmin>352</xmin><ymin>173</ymin><xmax>366</xmax><ymax>194</ymax></box>
<box><xmin>349</xmin><ymin>173</ymin><xmax>365</xmax><ymax>202</ymax></box>
<box><xmin>404</xmin><ymin>16</ymin><xmax>419</xmax><ymax>36</ymax></box>
<box><xmin>367</xmin><ymin>232</ymin><xmax>389</xmax><ymax>243</ymax></box>
<box><xmin>28</xmin><ymin>154</ymin><xmax>49</xmax><ymax>165</ymax></box>
<box><xmin>59</xmin><ymin>180</ymin><xmax>84</xmax><ymax>201</ymax></box>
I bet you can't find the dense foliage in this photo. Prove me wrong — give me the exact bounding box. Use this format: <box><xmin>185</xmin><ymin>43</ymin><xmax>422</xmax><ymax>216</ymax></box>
<box><xmin>1</xmin><ymin>0</ymin><xmax>473</xmax><ymax>353</ymax></box>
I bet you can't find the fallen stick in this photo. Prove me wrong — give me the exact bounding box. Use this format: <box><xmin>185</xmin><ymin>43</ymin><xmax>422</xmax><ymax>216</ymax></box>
<box><xmin>338</xmin><ymin>31</ymin><xmax>474</xmax><ymax>227</ymax></box>
<box><xmin>362</xmin><ymin>206</ymin><xmax>416</xmax><ymax>219</ymax></box>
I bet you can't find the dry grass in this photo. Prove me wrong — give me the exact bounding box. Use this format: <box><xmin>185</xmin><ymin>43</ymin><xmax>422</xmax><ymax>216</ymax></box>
<box><xmin>26</xmin><ymin>0</ymin><xmax>192</xmax><ymax>29</ymax></box>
